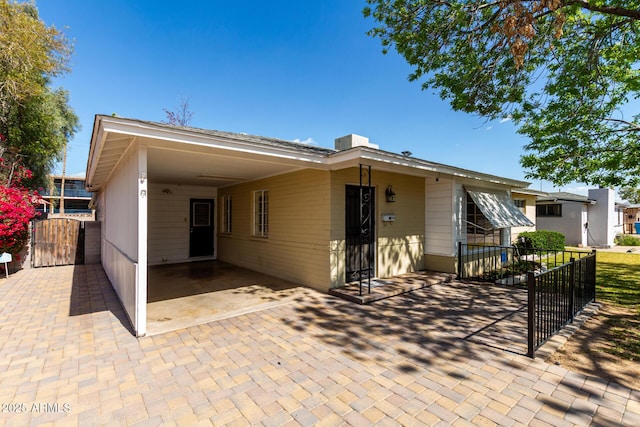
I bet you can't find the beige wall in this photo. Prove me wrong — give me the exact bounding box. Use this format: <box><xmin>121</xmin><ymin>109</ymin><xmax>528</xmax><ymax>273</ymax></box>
<box><xmin>147</xmin><ymin>183</ymin><xmax>217</xmax><ymax>265</ymax></box>
<box><xmin>104</xmin><ymin>146</ymin><xmax>139</xmax><ymax>261</ymax></box>
<box><xmin>100</xmin><ymin>143</ymin><xmax>146</xmax><ymax>336</ymax></box>
<box><xmin>511</xmin><ymin>193</ymin><xmax>537</xmax><ymax>242</ymax></box>
<box><xmin>424</xmin><ymin>254</ymin><xmax>457</xmax><ymax>274</ymax></box>
<box><xmin>425</xmin><ymin>177</ymin><xmax>455</xmax><ymax>256</ymax></box>
<box><xmin>329</xmin><ymin>168</ymin><xmax>425</xmax><ymax>288</ymax></box>
<box><xmin>217</xmin><ymin>169</ymin><xmax>332</xmax><ymax>291</ymax></box>
<box><xmin>424</xmin><ymin>177</ymin><xmax>461</xmax><ymax>273</ymax></box>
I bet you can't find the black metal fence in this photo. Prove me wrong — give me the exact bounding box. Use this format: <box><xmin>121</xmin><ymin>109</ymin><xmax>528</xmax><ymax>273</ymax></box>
<box><xmin>457</xmin><ymin>243</ymin><xmax>593</xmax><ymax>285</ymax></box>
<box><xmin>527</xmin><ymin>252</ymin><xmax>596</xmax><ymax>357</ymax></box>
<box><xmin>457</xmin><ymin>243</ymin><xmax>596</xmax><ymax>358</ymax></box>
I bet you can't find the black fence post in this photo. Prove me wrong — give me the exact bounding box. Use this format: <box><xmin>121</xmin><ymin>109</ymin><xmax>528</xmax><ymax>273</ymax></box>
<box><xmin>569</xmin><ymin>258</ymin><xmax>575</xmax><ymax>323</ymax></box>
<box><xmin>457</xmin><ymin>241</ymin><xmax>462</xmax><ymax>280</ymax></box>
<box><xmin>592</xmin><ymin>250</ymin><xmax>597</xmax><ymax>303</ymax></box>
<box><xmin>527</xmin><ymin>271</ymin><xmax>536</xmax><ymax>358</ymax></box>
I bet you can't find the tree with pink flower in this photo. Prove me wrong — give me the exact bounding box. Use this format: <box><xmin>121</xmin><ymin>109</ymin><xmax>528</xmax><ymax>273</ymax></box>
<box><xmin>0</xmin><ymin>133</ymin><xmax>39</xmax><ymax>254</ymax></box>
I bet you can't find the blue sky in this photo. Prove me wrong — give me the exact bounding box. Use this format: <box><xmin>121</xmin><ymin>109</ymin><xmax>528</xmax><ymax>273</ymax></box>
<box><xmin>38</xmin><ymin>0</ymin><xmax>579</xmax><ymax>193</ymax></box>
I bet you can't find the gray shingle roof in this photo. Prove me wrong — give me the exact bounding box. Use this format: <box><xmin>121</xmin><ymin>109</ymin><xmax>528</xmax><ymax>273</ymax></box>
<box><xmin>131</xmin><ymin>118</ymin><xmax>336</xmax><ymax>156</ymax></box>
<box><xmin>537</xmin><ymin>191</ymin><xmax>594</xmax><ymax>203</ymax></box>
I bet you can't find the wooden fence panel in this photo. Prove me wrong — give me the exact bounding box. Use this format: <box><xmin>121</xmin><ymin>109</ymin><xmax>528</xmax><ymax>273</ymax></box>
<box><xmin>32</xmin><ymin>219</ymin><xmax>84</xmax><ymax>267</ymax></box>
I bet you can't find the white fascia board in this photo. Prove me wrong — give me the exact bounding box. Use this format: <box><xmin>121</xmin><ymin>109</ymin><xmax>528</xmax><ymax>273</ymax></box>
<box><xmin>512</xmin><ymin>188</ymin><xmax>549</xmax><ymax>197</ymax></box>
<box><xmin>85</xmin><ymin>116</ymin><xmax>106</xmax><ymax>189</ymax></box>
<box><xmin>328</xmin><ymin>147</ymin><xmax>531</xmax><ymax>188</ymax></box>
<box><xmin>99</xmin><ymin>117</ymin><xmax>329</xmax><ymax>167</ymax></box>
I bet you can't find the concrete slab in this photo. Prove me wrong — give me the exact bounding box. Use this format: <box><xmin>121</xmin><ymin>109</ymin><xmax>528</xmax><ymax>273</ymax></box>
<box><xmin>146</xmin><ymin>261</ymin><xmax>312</xmax><ymax>335</ymax></box>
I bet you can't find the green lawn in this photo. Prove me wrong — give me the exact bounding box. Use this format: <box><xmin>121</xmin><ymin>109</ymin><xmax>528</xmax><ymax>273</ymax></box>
<box><xmin>596</xmin><ymin>252</ymin><xmax>640</xmax><ymax>309</ymax></box>
<box><xmin>594</xmin><ymin>252</ymin><xmax>640</xmax><ymax>361</ymax></box>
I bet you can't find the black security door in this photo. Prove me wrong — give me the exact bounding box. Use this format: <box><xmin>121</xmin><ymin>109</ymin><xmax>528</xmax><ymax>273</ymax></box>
<box><xmin>345</xmin><ymin>184</ymin><xmax>375</xmax><ymax>283</ymax></box>
<box><xmin>189</xmin><ymin>199</ymin><xmax>214</xmax><ymax>257</ymax></box>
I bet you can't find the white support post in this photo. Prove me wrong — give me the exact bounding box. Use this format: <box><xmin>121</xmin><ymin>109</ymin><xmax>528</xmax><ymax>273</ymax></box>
<box><xmin>136</xmin><ymin>145</ymin><xmax>148</xmax><ymax>336</ymax></box>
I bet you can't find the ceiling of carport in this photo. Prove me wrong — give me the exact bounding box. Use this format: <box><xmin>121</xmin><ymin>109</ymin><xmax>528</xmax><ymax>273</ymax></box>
<box><xmin>146</xmin><ymin>144</ymin><xmax>310</xmax><ymax>187</ymax></box>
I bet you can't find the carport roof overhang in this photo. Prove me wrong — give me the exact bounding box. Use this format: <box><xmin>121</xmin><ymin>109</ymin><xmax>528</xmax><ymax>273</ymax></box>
<box><xmin>86</xmin><ymin>115</ymin><xmax>337</xmax><ymax>191</ymax></box>
<box><xmin>86</xmin><ymin>115</ymin><xmax>531</xmax><ymax>192</ymax></box>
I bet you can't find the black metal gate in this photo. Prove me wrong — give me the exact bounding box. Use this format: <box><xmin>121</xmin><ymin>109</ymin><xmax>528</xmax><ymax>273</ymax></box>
<box><xmin>345</xmin><ymin>165</ymin><xmax>375</xmax><ymax>294</ymax></box>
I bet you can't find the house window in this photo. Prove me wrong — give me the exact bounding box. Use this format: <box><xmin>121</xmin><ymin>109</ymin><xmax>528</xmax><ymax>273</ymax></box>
<box><xmin>253</xmin><ymin>190</ymin><xmax>269</xmax><ymax>237</ymax></box>
<box><xmin>514</xmin><ymin>199</ymin><xmax>526</xmax><ymax>213</ymax></box>
<box><xmin>466</xmin><ymin>194</ymin><xmax>502</xmax><ymax>246</ymax></box>
<box><xmin>193</xmin><ymin>202</ymin><xmax>211</xmax><ymax>227</ymax></box>
<box><xmin>537</xmin><ymin>204</ymin><xmax>562</xmax><ymax>217</ymax></box>
<box><xmin>222</xmin><ymin>196</ymin><xmax>232</xmax><ymax>233</ymax></box>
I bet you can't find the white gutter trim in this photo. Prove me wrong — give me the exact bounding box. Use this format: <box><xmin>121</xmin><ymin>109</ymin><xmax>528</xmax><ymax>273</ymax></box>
<box><xmin>88</xmin><ymin>115</ymin><xmax>532</xmax><ymax>190</ymax></box>
<box><xmin>85</xmin><ymin>116</ymin><xmax>105</xmax><ymax>189</ymax></box>
<box><xmin>328</xmin><ymin>147</ymin><xmax>531</xmax><ymax>188</ymax></box>
<box><xmin>99</xmin><ymin>117</ymin><xmax>328</xmax><ymax>165</ymax></box>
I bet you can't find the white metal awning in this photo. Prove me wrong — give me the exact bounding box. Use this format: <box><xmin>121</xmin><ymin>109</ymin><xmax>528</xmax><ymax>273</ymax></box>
<box><xmin>467</xmin><ymin>188</ymin><xmax>534</xmax><ymax>228</ymax></box>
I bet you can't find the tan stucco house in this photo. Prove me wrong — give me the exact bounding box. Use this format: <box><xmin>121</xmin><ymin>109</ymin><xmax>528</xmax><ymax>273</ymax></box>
<box><xmin>86</xmin><ymin>115</ymin><xmax>534</xmax><ymax>336</ymax></box>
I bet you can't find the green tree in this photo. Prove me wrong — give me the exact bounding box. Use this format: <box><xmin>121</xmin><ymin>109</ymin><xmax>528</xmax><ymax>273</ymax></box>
<box><xmin>620</xmin><ymin>187</ymin><xmax>640</xmax><ymax>204</ymax></box>
<box><xmin>364</xmin><ymin>1</ymin><xmax>640</xmax><ymax>187</ymax></box>
<box><xmin>0</xmin><ymin>0</ymin><xmax>78</xmax><ymax>188</ymax></box>
<box><xmin>3</xmin><ymin>88</ymin><xmax>78</xmax><ymax>187</ymax></box>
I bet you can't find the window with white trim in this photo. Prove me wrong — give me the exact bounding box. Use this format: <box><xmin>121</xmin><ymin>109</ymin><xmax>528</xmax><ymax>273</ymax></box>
<box><xmin>466</xmin><ymin>193</ymin><xmax>503</xmax><ymax>246</ymax></box>
<box><xmin>253</xmin><ymin>190</ymin><xmax>269</xmax><ymax>237</ymax></box>
<box><xmin>222</xmin><ymin>195</ymin><xmax>232</xmax><ymax>233</ymax></box>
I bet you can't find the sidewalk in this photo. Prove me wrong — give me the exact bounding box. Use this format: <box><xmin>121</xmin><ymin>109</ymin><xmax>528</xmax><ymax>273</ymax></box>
<box><xmin>0</xmin><ymin>265</ymin><xmax>639</xmax><ymax>426</ymax></box>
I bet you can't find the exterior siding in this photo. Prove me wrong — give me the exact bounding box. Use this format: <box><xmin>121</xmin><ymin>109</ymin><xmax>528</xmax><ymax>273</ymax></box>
<box><xmin>330</xmin><ymin>168</ymin><xmax>425</xmax><ymax>288</ymax></box>
<box><xmin>101</xmin><ymin>144</ymin><xmax>142</xmax><ymax>335</ymax></box>
<box><xmin>147</xmin><ymin>184</ymin><xmax>217</xmax><ymax>265</ymax></box>
<box><xmin>104</xmin><ymin>147</ymin><xmax>139</xmax><ymax>260</ymax></box>
<box><xmin>423</xmin><ymin>178</ymin><xmax>461</xmax><ymax>274</ymax></box>
<box><xmin>425</xmin><ymin>178</ymin><xmax>455</xmax><ymax>256</ymax></box>
<box><xmin>511</xmin><ymin>194</ymin><xmax>537</xmax><ymax>242</ymax></box>
<box><xmin>217</xmin><ymin>169</ymin><xmax>331</xmax><ymax>291</ymax></box>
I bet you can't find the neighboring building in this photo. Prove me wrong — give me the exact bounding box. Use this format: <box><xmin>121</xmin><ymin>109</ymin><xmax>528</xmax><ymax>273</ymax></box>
<box><xmin>511</xmin><ymin>188</ymin><xmax>546</xmax><ymax>242</ymax></box>
<box><xmin>622</xmin><ymin>204</ymin><xmax>640</xmax><ymax>234</ymax></box>
<box><xmin>86</xmin><ymin>115</ymin><xmax>534</xmax><ymax>336</ymax></box>
<box><xmin>38</xmin><ymin>176</ymin><xmax>94</xmax><ymax>220</ymax></box>
<box><xmin>536</xmin><ymin>188</ymin><xmax>622</xmax><ymax>247</ymax></box>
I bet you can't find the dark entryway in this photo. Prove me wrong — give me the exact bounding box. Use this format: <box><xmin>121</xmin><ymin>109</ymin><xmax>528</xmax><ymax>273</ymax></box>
<box><xmin>189</xmin><ymin>199</ymin><xmax>214</xmax><ymax>257</ymax></box>
<box><xmin>345</xmin><ymin>184</ymin><xmax>376</xmax><ymax>282</ymax></box>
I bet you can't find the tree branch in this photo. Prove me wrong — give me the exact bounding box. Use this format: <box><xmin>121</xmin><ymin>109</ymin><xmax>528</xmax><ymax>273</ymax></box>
<box><xmin>566</xmin><ymin>0</ymin><xmax>640</xmax><ymax>20</ymax></box>
<box><xmin>604</xmin><ymin>117</ymin><xmax>640</xmax><ymax>131</ymax></box>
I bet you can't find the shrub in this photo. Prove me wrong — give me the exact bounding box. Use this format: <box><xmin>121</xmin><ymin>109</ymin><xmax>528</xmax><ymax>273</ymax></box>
<box><xmin>516</xmin><ymin>230</ymin><xmax>565</xmax><ymax>251</ymax></box>
<box><xmin>615</xmin><ymin>234</ymin><xmax>640</xmax><ymax>246</ymax></box>
<box><xmin>0</xmin><ymin>185</ymin><xmax>38</xmax><ymax>253</ymax></box>
<box><xmin>0</xmin><ymin>136</ymin><xmax>40</xmax><ymax>254</ymax></box>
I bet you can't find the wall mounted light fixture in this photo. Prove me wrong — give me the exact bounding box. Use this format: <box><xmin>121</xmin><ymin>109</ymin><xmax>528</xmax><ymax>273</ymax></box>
<box><xmin>385</xmin><ymin>185</ymin><xmax>396</xmax><ymax>203</ymax></box>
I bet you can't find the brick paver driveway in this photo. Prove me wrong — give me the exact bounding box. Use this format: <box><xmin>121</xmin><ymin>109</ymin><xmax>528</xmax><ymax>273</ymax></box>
<box><xmin>0</xmin><ymin>265</ymin><xmax>638</xmax><ymax>426</ymax></box>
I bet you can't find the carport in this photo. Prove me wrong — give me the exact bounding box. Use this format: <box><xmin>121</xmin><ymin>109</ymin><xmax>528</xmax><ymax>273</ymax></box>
<box><xmin>86</xmin><ymin>116</ymin><xmax>332</xmax><ymax>336</ymax></box>
<box><xmin>145</xmin><ymin>261</ymin><xmax>311</xmax><ymax>335</ymax></box>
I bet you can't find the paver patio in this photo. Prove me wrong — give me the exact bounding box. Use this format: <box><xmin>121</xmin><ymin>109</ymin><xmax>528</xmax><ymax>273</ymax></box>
<box><xmin>0</xmin><ymin>264</ymin><xmax>639</xmax><ymax>426</ymax></box>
